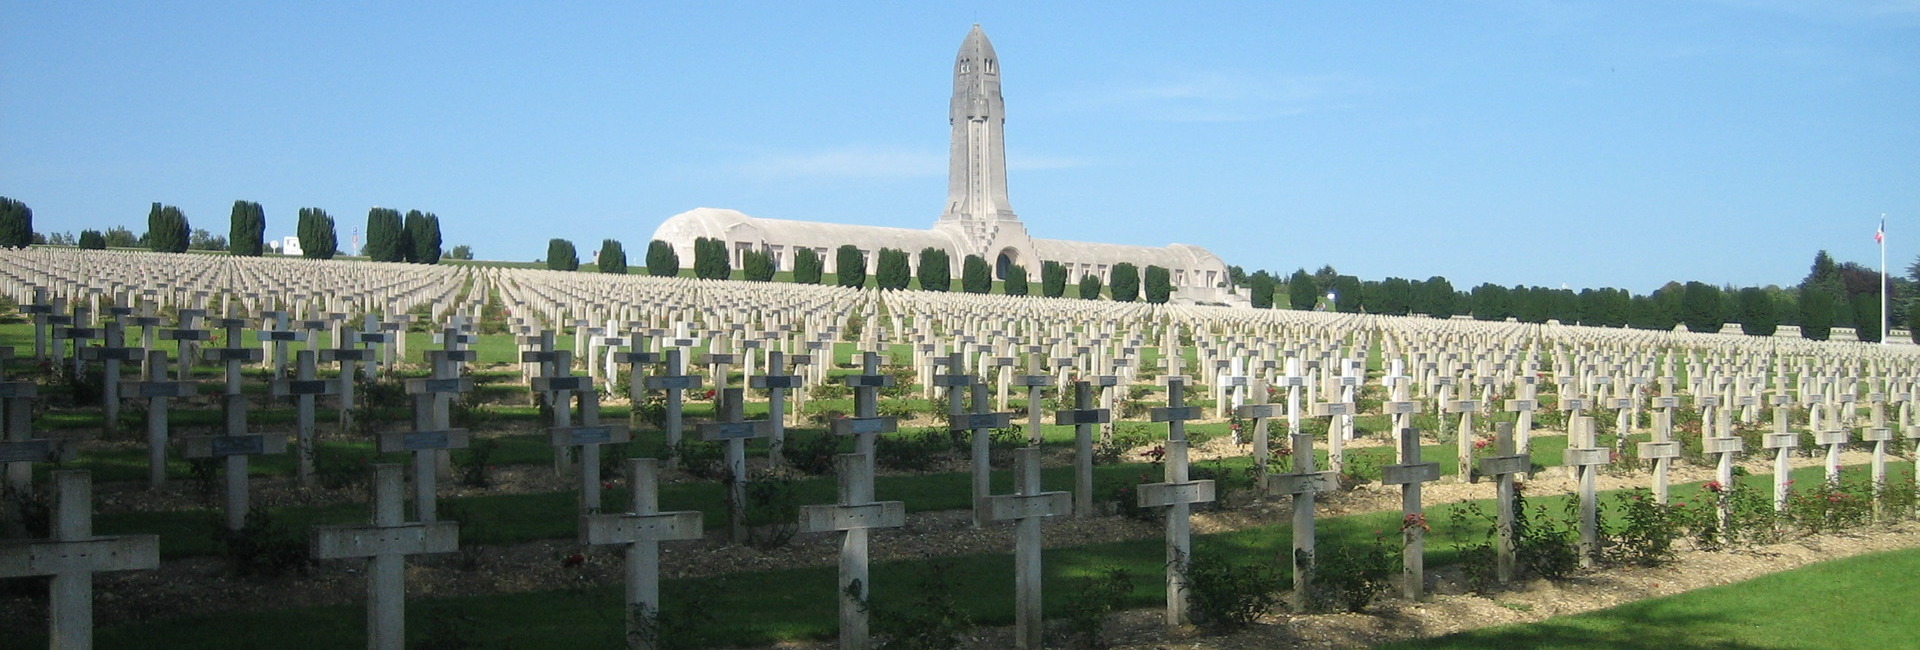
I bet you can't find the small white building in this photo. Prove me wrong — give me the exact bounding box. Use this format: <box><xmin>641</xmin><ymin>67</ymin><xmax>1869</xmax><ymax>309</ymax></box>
<box><xmin>279</xmin><ymin>236</ymin><xmax>303</xmax><ymax>256</ymax></box>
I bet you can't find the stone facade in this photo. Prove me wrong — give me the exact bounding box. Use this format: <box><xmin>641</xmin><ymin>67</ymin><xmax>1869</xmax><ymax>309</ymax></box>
<box><xmin>651</xmin><ymin>26</ymin><xmax>1235</xmax><ymax>303</ymax></box>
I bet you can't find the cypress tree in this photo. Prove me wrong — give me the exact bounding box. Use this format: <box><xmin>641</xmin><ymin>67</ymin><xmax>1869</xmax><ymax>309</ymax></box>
<box><xmin>917</xmin><ymin>248</ymin><xmax>951</xmax><ymax>292</ymax></box>
<box><xmin>547</xmin><ymin>238</ymin><xmax>579</xmax><ymax>271</ymax></box>
<box><xmin>146</xmin><ymin>203</ymin><xmax>189</xmax><ymax>253</ymax></box>
<box><xmin>875</xmin><ymin>248</ymin><xmax>910</xmax><ymax>289</ymax></box>
<box><xmin>296</xmin><ymin>208</ymin><xmax>338</xmax><ymax>259</ymax></box>
<box><xmin>78</xmin><ymin>230</ymin><xmax>105</xmax><ymax>250</ymax></box>
<box><xmin>229</xmin><ymin>200</ymin><xmax>265</xmax><ymax>256</ymax></box>
<box><xmin>1852</xmin><ymin>292</ymin><xmax>1882</xmax><ymax>343</ymax></box>
<box><xmin>1681</xmin><ymin>281</ymin><xmax>1725</xmax><ymax>333</ymax></box>
<box><xmin>1042</xmin><ymin>261</ymin><xmax>1067</xmax><ymax>298</ymax></box>
<box><xmin>598</xmin><ymin>239</ymin><xmax>627</xmax><ymax>274</ymax></box>
<box><xmin>835</xmin><ymin>245</ymin><xmax>866</xmax><ymax>288</ymax></box>
<box><xmin>365</xmin><ymin>208</ymin><xmax>404</xmax><ymax>261</ymax></box>
<box><xmin>1738</xmin><ymin>287</ymin><xmax>1777</xmax><ymax>337</ymax></box>
<box><xmin>645</xmin><ymin>240</ymin><xmax>680</xmax><ymax>277</ymax></box>
<box><xmin>1249</xmin><ymin>272</ymin><xmax>1275</xmax><ymax>309</ymax></box>
<box><xmin>1109</xmin><ymin>262</ymin><xmax>1139</xmax><ymax>302</ymax></box>
<box><xmin>794</xmin><ymin>247</ymin><xmax>823</xmax><ymax>284</ymax></box>
<box><xmin>1078</xmin><ymin>274</ymin><xmax>1103</xmax><ymax>300</ymax></box>
<box><xmin>961</xmin><ymin>255</ymin><xmax>992</xmax><ymax>294</ymax></box>
<box><xmin>742</xmin><ymin>249</ymin><xmax>775</xmax><ymax>281</ymax></box>
<box><xmin>1004</xmin><ymin>264</ymin><xmax>1029</xmax><ymax>296</ymax></box>
<box><xmin>0</xmin><ymin>197</ymin><xmax>34</xmax><ymax>248</ymax></box>
<box><xmin>405</xmin><ymin>211</ymin><xmax>442</xmax><ymax>264</ymax></box>
<box><xmin>1287</xmin><ymin>269</ymin><xmax>1317</xmax><ymax>310</ymax></box>
<box><xmin>1144</xmin><ymin>265</ymin><xmax>1171</xmax><ymax>304</ymax></box>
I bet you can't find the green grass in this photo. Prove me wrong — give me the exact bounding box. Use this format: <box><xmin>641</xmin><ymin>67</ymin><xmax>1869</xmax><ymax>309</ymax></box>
<box><xmin>11</xmin><ymin>463</ymin><xmax>1901</xmax><ymax>649</ymax></box>
<box><xmin>1384</xmin><ymin>545</ymin><xmax>1920</xmax><ymax>649</ymax></box>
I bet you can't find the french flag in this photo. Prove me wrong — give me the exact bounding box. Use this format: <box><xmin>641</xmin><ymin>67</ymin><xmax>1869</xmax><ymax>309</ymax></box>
<box><xmin>1876</xmin><ymin>217</ymin><xmax>1885</xmax><ymax>244</ymax></box>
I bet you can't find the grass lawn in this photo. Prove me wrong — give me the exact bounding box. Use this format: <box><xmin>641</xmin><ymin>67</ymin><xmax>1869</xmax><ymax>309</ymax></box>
<box><xmin>1383</xmin><ymin>545</ymin><xmax>1920</xmax><ymax>649</ymax></box>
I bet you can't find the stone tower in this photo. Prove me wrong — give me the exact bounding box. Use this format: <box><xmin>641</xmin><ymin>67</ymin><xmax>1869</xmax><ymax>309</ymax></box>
<box><xmin>937</xmin><ymin>25</ymin><xmax>1035</xmax><ymax>277</ymax></box>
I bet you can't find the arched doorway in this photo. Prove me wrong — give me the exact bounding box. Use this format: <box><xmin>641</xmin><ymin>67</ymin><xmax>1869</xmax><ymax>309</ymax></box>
<box><xmin>995</xmin><ymin>248</ymin><xmax>1019</xmax><ymax>280</ymax></box>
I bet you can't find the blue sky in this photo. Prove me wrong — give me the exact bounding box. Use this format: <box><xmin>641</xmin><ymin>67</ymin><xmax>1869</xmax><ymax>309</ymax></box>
<box><xmin>4</xmin><ymin>1</ymin><xmax>1916</xmax><ymax>294</ymax></box>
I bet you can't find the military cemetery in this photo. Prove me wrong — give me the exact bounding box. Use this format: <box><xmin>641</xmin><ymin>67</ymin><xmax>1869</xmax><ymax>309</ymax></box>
<box><xmin>4</xmin><ymin>7</ymin><xmax>1918</xmax><ymax>650</ymax></box>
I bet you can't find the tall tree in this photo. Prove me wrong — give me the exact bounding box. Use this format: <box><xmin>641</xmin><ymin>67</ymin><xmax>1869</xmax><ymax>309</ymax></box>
<box><xmin>961</xmin><ymin>254</ymin><xmax>992</xmax><ymax>294</ymax></box>
<box><xmin>0</xmin><ymin>197</ymin><xmax>31</xmax><ymax>248</ymax></box>
<box><xmin>146</xmin><ymin>203</ymin><xmax>189</xmax><ymax>253</ymax></box>
<box><xmin>448</xmin><ymin>244</ymin><xmax>474</xmax><ymax>260</ymax></box>
<box><xmin>1249</xmin><ymin>271</ymin><xmax>1275</xmax><ymax>309</ymax></box>
<box><xmin>693</xmin><ymin>237</ymin><xmax>731</xmax><ymax>279</ymax></box>
<box><xmin>1680</xmin><ymin>281</ymin><xmax>1724</xmax><ymax>333</ymax></box>
<box><xmin>1470</xmin><ymin>283</ymin><xmax>1510</xmax><ymax>321</ymax></box>
<box><xmin>404</xmin><ymin>211</ymin><xmax>442</xmax><ymax>264</ymax></box>
<box><xmin>645</xmin><ymin>239</ymin><xmax>680</xmax><ymax>277</ymax></box>
<box><xmin>742</xmin><ymin>249</ymin><xmax>775</xmax><ymax>281</ymax></box>
<box><xmin>228</xmin><ymin>200</ymin><xmax>265</xmax><ymax>256</ymax></box>
<box><xmin>597</xmin><ymin>239</ymin><xmax>627</xmax><ymax>274</ymax></box>
<box><xmin>103</xmin><ymin>226</ymin><xmax>139</xmax><ymax>248</ymax></box>
<box><xmin>794</xmin><ymin>247</ymin><xmax>823</xmax><ymax>284</ymax></box>
<box><xmin>1379</xmin><ymin>277</ymin><xmax>1412</xmax><ymax>316</ymax></box>
<box><xmin>1078</xmin><ymin>273</ymin><xmax>1103</xmax><ymax>300</ymax></box>
<box><xmin>1419</xmin><ymin>276</ymin><xmax>1456</xmax><ymax>319</ymax></box>
<box><xmin>296</xmin><ymin>208</ymin><xmax>338</xmax><ymax>259</ymax></box>
<box><xmin>1109</xmin><ymin>262</ymin><xmax>1140</xmax><ymax>302</ymax></box>
<box><xmin>77</xmin><ymin>229</ymin><xmax>106</xmax><ymax>249</ymax></box>
<box><xmin>835</xmin><ymin>245</ymin><xmax>866</xmax><ymax>288</ymax></box>
<box><xmin>1737</xmin><ymin>287</ymin><xmax>1777</xmax><ymax>337</ymax></box>
<box><xmin>917</xmin><ymin>248</ymin><xmax>951</xmax><ymax>292</ymax></box>
<box><xmin>1287</xmin><ymin>269</ymin><xmax>1318</xmax><ymax>310</ymax></box>
<box><xmin>364</xmin><ymin>208</ymin><xmax>405</xmax><ymax>261</ymax></box>
<box><xmin>1144</xmin><ymin>265</ymin><xmax>1172</xmax><ymax>303</ymax></box>
<box><xmin>1798</xmin><ymin>285</ymin><xmax>1833</xmax><ymax>340</ymax></box>
<box><xmin>546</xmin><ymin>238</ymin><xmax>579</xmax><ymax>271</ymax></box>
<box><xmin>875</xmin><ymin>248</ymin><xmax>911</xmax><ymax>289</ymax></box>
<box><xmin>1042</xmin><ymin>261</ymin><xmax>1067</xmax><ymax>298</ymax></box>
<box><xmin>1852</xmin><ymin>293</ymin><xmax>1882</xmax><ymax>343</ymax></box>
<box><xmin>1331</xmin><ymin>275</ymin><xmax>1362</xmax><ymax>313</ymax></box>
<box><xmin>1003</xmin><ymin>263</ymin><xmax>1029</xmax><ymax>296</ymax></box>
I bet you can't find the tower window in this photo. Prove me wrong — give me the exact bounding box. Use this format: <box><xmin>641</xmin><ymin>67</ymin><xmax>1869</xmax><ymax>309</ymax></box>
<box><xmin>985</xmin><ymin>59</ymin><xmax>996</xmax><ymax>73</ymax></box>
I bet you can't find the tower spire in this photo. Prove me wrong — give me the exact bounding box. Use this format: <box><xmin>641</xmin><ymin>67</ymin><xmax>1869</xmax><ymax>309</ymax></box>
<box><xmin>942</xmin><ymin>25</ymin><xmax>1016</xmax><ymax>232</ymax></box>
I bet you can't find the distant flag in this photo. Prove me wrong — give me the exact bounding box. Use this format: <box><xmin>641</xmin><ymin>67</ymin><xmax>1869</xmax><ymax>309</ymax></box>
<box><xmin>1875</xmin><ymin>217</ymin><xmax>1885</xmax><ymax>244</ymax></box>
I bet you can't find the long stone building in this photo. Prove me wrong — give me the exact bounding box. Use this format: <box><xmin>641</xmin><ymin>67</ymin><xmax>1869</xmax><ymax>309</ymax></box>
<box><xmin>651</xmin><ymin>26</ymin><xmax>1234</xmax><ymax>303</ymax></box>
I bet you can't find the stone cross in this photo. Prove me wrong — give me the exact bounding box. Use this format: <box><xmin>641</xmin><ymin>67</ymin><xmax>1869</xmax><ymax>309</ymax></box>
<box><xmin>1476</xmin><ymin>422</ymin><xmax>1530</xmax><ymax>583</ymax></box>
<box><xmin>19</xmin><ymin>299</ymin><xmax>55</xmax><ymax>360</ymax></box>
<box><xmin>748</xmin><ymin>350</ymin><xmax>801</xmax><ymax>467</ymax></box>
<box><xmin>833</xmin><ymin>351</ymin><xmax>897</xmax><ymax>475</ymax></box>
<box><xmin>1764</xmin><ymin>392</ymin><xmax>1798</xmax><ymax>512</ymax></box>
<box><xmin>1053</xmin><ymin>379</ymin><xmax>1112</xmax><ymax>517</ymax></box>
<box><xmin>388</xmin><ymin>362</ymin><xmax>477</xmax><ymax>522</ymax></box>
<box><xmin>1563</xmin><ymin>416</ymin><xmax>1609</xmax><ymax>569</ymax></box>
<box><xmin>1266</xmin><ymin>417</ymin><xmax>1338</xmax><ymax>610</ymax></box>
<box><xmin>256</xmin><ymin>311</ymin><xmax>306</xmax><ymax>377</ymax></box>
<box><xmin>155</xmin><ymin>317</ymin><xmax>212</xmax><ymax>383</ymax></box>
<box><xmin>1507</xmin><ymin>376</ymin><xmax>1538</xmax><ymax>455</ymax></box>
<box><xmin>533</xmin><ymin>350</ymin><xmax>586</xmax><ymax>474</ymax></box>
<box><xmin>643</xmin><ymin>348</ymin><xmax>703</xmax><ymax>461</ymax></box>
<box><xmin>1703</xmin><ymin>408</ymin><xmax>1745</xmax><ymax>530</ymax></box>
<box><xmin>1381</xmin><ymin>427</ymin><xmax>1439</xmax><ymax>599</ymax></box>
<box><xmin>1312</xmin><ymin>398</ymin><xmax>1357</xmax><ymax>476</ymax></box>
<box><xmin>700</xmin><ymin>388</ymin><xmax>773</xmax><ymax>543</ymax></box>
<box><xmin>1866</xmin><ymin>390</ymin><xmax>1893</xmax><ymax>508</ymax></box>
<box><xmin>1014</xmin><ymin>352</ymin><xmax>1052</xmax><ymax>446</ymax></box>
<box><xmin>982</xmin><ymin>447</ymin><xmax>1071</xmax><ymax>650</ymax></box>
<box><xmin>311</xmin><ymin>464</ymin><xmax>460</xmax><ymax>650</ymax></box>
<box><xmin>955</xmin><ymin>382</ymin><xmax>1014</xmax><ymax>527</ymax></box>
<box><xmin>0</xmin><ymin>470</ymin><xmax>160</xmax><ymax>650</ymax></box>
<box><xmin>118</xmin><ymin>350</ymin><xmax>196</xmax><ymax>488</ymax></box>
<box><xmin>78</xmin><ymin>320</ymin><xmax>142</xmax><ymax>433</ymax></box>
<box><xmin>548</xmin><ymin>386</ymin><xmax>630</xmax><ymax>514</ymax></box>
<box><xmin>581</xmin><ymin>458</ymin><xmax>704</xmax><ymax>645</ymax></box>
<box><xmin>1236</xmin><ymin>377</ymin><xmax>1283</xmax><ymax>482</ymax></box>
<box><xmin>1445</xmin><ymin>397</ymin><xmax>1482</xmax><ymax>482</ymax></box>
<box><xmin>0</xmin><ymin>370</ymin><xmax>64</xmax><ymax>535</ymax></box>
<box><xmin>320</xmin><ymin>343</ymin><xmax>372</xmax><ymax>431</ymax></box>
<box><xmin>269</xmin><ymin>351</ymin><xmax>340</xmax><ymax>487</ymax></box>
<box><xmin>1811</xmin><ymin>397</ymin><xmax>1847</xmax><ymax>485</ymax></box>
<box><xmin>799</xmin><ymin>453</ymin><xmax>905</xmax><ymax>650</ymax></box>
<box><xmin>184</xmin><ymin>387</ymin><xmax>290</xmax><ymax>530</ymax></box>
<box><xmin>1642</xmin><ymin>383</ymin><xmax>1684</xmax><ymax>504</ymax></box>
<box><xmin>1139</xmin><ymin>377</ymin><xmax>1216</xmax><ymax>626</ymax></box>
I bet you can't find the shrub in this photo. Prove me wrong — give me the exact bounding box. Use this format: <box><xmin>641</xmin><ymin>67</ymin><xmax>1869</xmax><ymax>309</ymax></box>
<box><xmin>1060</xmin><ymin>567</ymin><xmax>1134</xmax><ymax>649</ymax></box>
<box><xmin>453</xmin><ymin>437</ymin><xmax>499</xmax><ymax>488</ymax></box>
<box><xmin>779</xmin><ymin>434</ymin><xmax>841</xmax><ymax>476</ymax></box>
<box><xmin>216</xmin><ymin>508</ymin><xmax>311</xmax><ymax>578</ymax></box>
<box><xmin>742</xmin><ymin>468</ymin><xmax>802</xmax><ymax>549</ymax></box>
<box><xmin>1309</xmin><ymin>535</ymin><xmax>1397</xmax><ymax>613</ymax></box>
<box><xmin>1179</xmin><ymin>551</ymin><xmax>1280</xmax><ymax>628</ymax></box>
<box><xmin>869</xmin><ymin>560</ymin><xmax>973</xmax><ymax>650</ymax></box>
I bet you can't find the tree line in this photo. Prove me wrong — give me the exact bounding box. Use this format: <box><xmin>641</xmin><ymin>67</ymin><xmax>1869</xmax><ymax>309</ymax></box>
<box><xmin>1230</xmin><ymin>252</ymin><xmax>1912</xmax><ymax>342</ymax></box>
<box><xmin>0</xmin><ymin>196</ymin><xmax>470</xmax><ymax>262</ymax></box>
<box><xmin>541</xmin><ymin>237</ymin><xmax>1180</xmax><ymax>303</ymax></box>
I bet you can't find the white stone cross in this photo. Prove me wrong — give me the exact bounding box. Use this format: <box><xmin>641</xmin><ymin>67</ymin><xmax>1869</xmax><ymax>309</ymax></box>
<box><xmin>311</xmin><ymin>464</ymin><xmax>460</xmax><ymax>650</ymax></box>
<box><xmin>1140</xmin><ymin>377</ymin><xmax>1216</xmax><ymax>626</ymax></box>
<box><xmin>182</xmin><ymin>390</ymin><xmax>289</xmax><ymax>530</ymax></box>
<box><xmin>77</xmin><ymin>320</ymin><xmax>142</xmax><ymax>433</ymax></box>
<box><xmin>1266</xmin><ymin>420</ymin><xmax>1338</xmax><ymax>610</ymax></box>
<box><xmin>387</xmin><ymin>357</ymin><xmax>477</xmax><ymax>522</ymax></box>
<box><xmin>0</xmin><ymin>470</ymin><xmax>160</xmax><ymax>650</ymax></box>
<box><xmin>982</xmin><ymin>447</ymin><xmax>1071</xmax><ymax>649</ymax></box>
<box><xmin>1476</xmin><ymin>422</ymin><xmax>1530</xmax><ymax>583</ymax></box>
<box><xmin>833</xmin><ymin>351</ymin><xmax>897</xmax><ymax>477</ymax></box>
<box><xmin>700</xmin><ymin>388</ymin><xmax>773</xmax><ymax>543</ymax></box>
<box><xmin>1563</xmin><ymin>416</ymin><xmax>1610</xmax><ymax>569</ymax></box>
<box><xmin>1445</xmin><ymin>397</ymin><xmax>1482</xmax><ymax>482</ymax></box>
<box><xmin>1014</xmin><ymin>351</ymin><xmax>1052</xmax><ymax>446</ymax></box>
<box><xmin>799</xmin><ymin>453</ymin><xmax>906</xmax><ymax>650</ymax></box>
<box><xmin>955</xmin><ymin>382</ymin><xmax>1014</xmax><ymax>527</ymax></box>
<box><xmin>1053</xmin><ymin>378</ymin><xmax>1112</xmax><ymax>517</ymax></box>
<box><xmin>268</xmin><ymin>350</ymin><xmax>339</xmax><ymax>487</ymax></box>
<box><xmin>581</xmin><ymin>458</ymin><xmax>704</xmax><ymax>644</ymax></box>
<box><xmin>1381</xmin><ymin>427</ymin><xmax>1439</xmax><ymax>599</ymax></box>
<box><xmin>1236</xmin><ymin>377</ymin><xmax>1283</xmax><ymax>482</ymax></box>
<box><xmin>547</xmin><ymin>385</ymin><xmax>629</xmax><ymax>514</ymax></box>
<box><xmin>644</xmin><ymin>348</ymin><xmax>704</xmax><ymax>460</ymax></box>
<box><xmin>1764</xmin><ymin>392</ymin><xmax>1798</xmax><ymax>512</ymax></box>
<box><xmin>1642</xmin><ymin>380</ymin><xmax>1684</xmax><ymax>503</ymax></box>
<box><xmin>749</xmin><ymin>350</ymin><xmax>802</xmax><ymax>468</ymax></box>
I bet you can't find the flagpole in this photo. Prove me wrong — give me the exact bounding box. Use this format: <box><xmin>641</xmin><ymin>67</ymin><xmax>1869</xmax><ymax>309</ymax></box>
<box><xmin>1880</xmin><ymin>213</ymin><xmax>1888</xmax><ymax>345</ymax></box>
